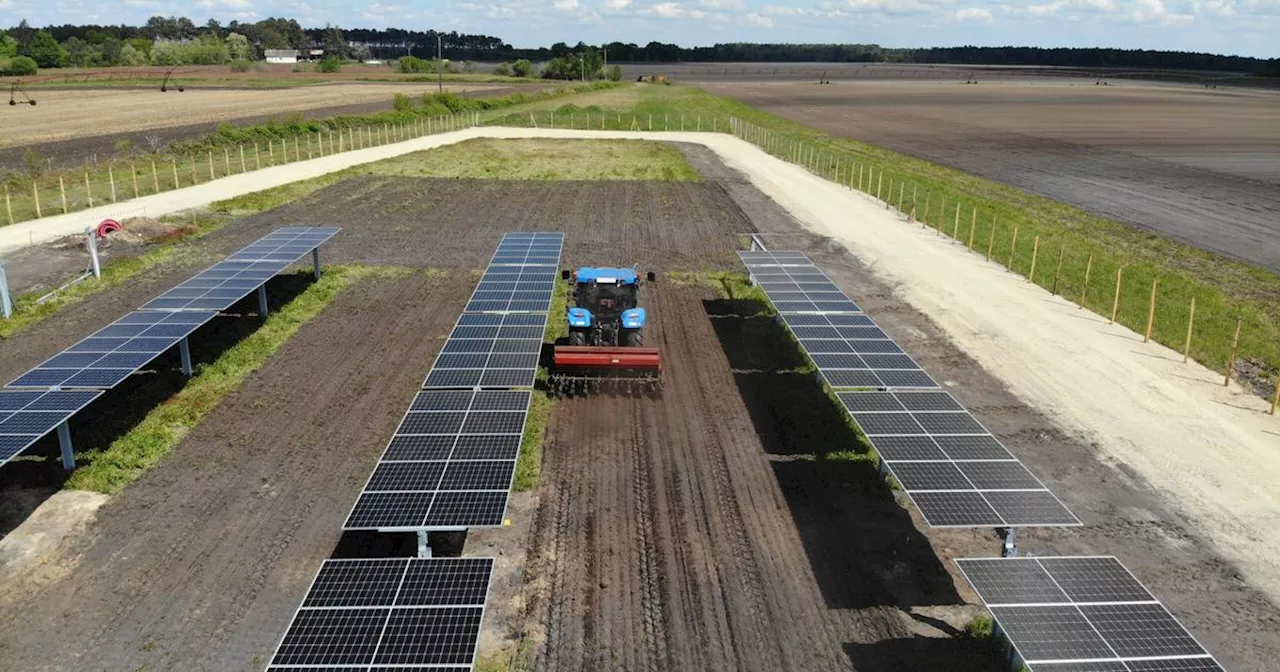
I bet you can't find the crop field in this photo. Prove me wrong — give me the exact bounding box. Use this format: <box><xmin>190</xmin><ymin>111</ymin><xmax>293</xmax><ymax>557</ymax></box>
<box><xmin>706</xmin><ymin>79</ymin><xmax>1280</xmax><ymax>271</ymax></box>
<box><xmin>0</xmin><ymin>138</ymin><xmax>1275</xmax><ymax>672</ymax></box>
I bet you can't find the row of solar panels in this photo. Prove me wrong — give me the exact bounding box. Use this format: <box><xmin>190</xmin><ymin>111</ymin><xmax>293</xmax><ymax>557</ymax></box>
<box><xmin>268</xmin><ymin>232</ymin><xmax>566</xmax><ymax>671</ymax></box>
<box><xmin>740</xmin><ymin>251</ymin><xmax>1220</xmax><ymax>668</ymax></box>
<box><xmin>739</xmin><ymin>249</ymin><xmax>1078</xmax><ymax>529</ymax></box>
<box><xmin>0</xmin><ymin>227</ymin><xmax>340</xmax><ymax>468</ymax></box>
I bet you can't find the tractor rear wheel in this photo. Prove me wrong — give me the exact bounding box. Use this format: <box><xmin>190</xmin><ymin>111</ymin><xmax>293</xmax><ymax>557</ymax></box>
<box><xmin>625</xmin><ymin>330</ymin><xmax>644</xmax><ymax>347</ymax></box>
<box><xmin>569</xmin><ymin>330</ymin><xmax>587</xmax><ymax>347</ymax></box>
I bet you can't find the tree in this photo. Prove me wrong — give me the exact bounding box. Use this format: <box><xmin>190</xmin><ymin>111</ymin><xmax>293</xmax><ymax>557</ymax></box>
<box><xmin>99</xmin><ymin>36</ymin><xmax>123</xmax><ymax>65</ymax></box>
<box><xmin>117</xmin><ymin>43</ymin><xmax>146</xmax><ymax>66</ymax></box>
<box><xmin>226</xmin><ymin>32</ymin><xmax>250</xmax><ymax>61</ymax></box>
<box><xmin>609</xmin><ymin>64</ymin><xmax>622</xmax><ymax>81</ymax></box>
<box><xmin>149</xmin><ymin>40</ymin><xmax>183</xmax><ymax>66</ymax></box>
<box><xmin>493</xmin><ymin>62</ymin><xmax>511</xmax><ymax>76</ymax></box>
<box><xmin>21</xmin><ymin>30</ymin><xmax>68</xmax><ymax>68</ymax></box>
<box><xmin>322</xmin><ymin>25</ymin><xmax>348</xmax><ymax>60</ymax></box>
<box><xmin>1</xmin><ymin>56</ymin><xmax>38</xmax><ymax>76</ymax></box>
<box><xmin>63</xmin><ymin>36</ymin><xmax>100</xmax><ymax>67</ymax></box>
<box><xmin>0</xmin><ymin>32</ymin><xmax>17</xmax><ymax>59</ymax></box>
<box><xmin>512</xmin><ymin>58</ymin><xmax>531</xmax><ymax>77</ymax></box>
<box><xmin>316</xmin><ymin>55</ymin><xmax>342</xmax><ymax>73</ymax></box>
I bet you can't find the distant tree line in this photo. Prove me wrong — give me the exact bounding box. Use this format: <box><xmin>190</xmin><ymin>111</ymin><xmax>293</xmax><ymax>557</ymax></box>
<box><xmin>3</xmin><ymin>16</ymin><xmax>1275</xmax><ymax>77</ymax></box>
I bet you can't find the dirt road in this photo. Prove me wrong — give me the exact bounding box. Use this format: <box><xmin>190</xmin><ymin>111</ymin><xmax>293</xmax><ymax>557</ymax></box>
<box><xmin>708</xmin><ymin>80</ymin><xmax>1280</xmax><ymax>271</ymax></box>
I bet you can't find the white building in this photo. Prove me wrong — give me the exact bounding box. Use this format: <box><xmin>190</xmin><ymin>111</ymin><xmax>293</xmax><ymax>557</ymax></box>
<box><xmin>265</xmin><ymin>49</ymin><xmax>299</xmax><ymax>64</ymax></box>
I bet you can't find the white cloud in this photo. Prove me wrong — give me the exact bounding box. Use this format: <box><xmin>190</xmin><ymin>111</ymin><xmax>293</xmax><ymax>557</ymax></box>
<box><xmin>553</xmin><ymin>0</ymin><xmax>578</xmax><ymax>9</ymax></box>
<box><xmin>196</xmin><ymin>0</ymin><xmax>251</xmax><ymax>8</ymax></box>
<box><xmin>741</xmin><ymin>11</ymin><xmax>774</xmax><ymax>25</ymax></box>
<box><xmin>700</xmin><ymin>0</ymin><xmax>742</xmax><ymax>7</ymax></box>
<box><xmin>954</xmin><ymin>6</ymin><xmax>992</xmax><ymax>19</ymax></box>
<box><xmin>603</xmin><ymin>0</ymin><xmax>632</xmax><ymax>8</ymax></box>
<box><xmin>0</xmin><ymin>0</ymin><xmax>12</xmax><ymax>9</ymax></box>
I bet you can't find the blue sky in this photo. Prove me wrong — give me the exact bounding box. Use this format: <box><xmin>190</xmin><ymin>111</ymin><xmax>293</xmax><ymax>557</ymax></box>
<box><xmin>2</xmin><ymin>0</ymin><xmax>1277</xmax><ymax>58</ymax></box>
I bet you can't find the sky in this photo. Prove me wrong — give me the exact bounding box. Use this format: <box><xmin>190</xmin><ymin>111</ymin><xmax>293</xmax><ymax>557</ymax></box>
<box><xmin>1</xmin><ymin>0</ymin><xmax>1277</xmax><ymax>58</ymax></box>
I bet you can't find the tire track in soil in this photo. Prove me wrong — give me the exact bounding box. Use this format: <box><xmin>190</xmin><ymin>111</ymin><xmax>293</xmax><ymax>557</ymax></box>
<box><xmin>0</xmin><ymin>272</ymin><xmax>471</xmax><ymax>672</ymax></box>
<box><xmin>528</xmin><ymin>283</ymin><xmax>915</xmax><ymax>672</ymax></box>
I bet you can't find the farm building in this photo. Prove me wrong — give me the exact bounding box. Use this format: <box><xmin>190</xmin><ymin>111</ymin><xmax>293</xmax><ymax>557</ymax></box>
<box><xmin>264</xmin><ymin>49</ymin><xmax>298</xmax><ymax>64</ymax></box>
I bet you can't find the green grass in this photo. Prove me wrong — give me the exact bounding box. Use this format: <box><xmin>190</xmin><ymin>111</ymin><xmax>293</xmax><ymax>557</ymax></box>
<box><xmin>355</xmin><ymin>138</ymin><xmax>702</xmax><ymax>181</ymax></box>
<box><xmin>493</xmin><ymin>82</ymin><xmax>1280</xmax><ymax>390</ymax></box>
<box><xmin>964</xmin><ymin>613</ymin><xmax>995</xmax><ymax>639</ymax></box>
<box><xmin>0</xmin><ymin>214</ymin><xmax>226</xmax><ymax>339</ymax></box>
<box><xmin>514</xmin><ymin>278</ymin><xmax>571</xmax><ymax>492</ymax></box>
<box><xmin>64</xmin><ymin>264</ymin><xmax>408</xmax><ymax>493</ymax></box>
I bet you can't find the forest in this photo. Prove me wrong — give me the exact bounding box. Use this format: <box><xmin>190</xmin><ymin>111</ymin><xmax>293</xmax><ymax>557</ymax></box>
<box><xmin>2</xmin><ymin>16</ymin><xmax>1275</xmax><ymax>76</ymax></box>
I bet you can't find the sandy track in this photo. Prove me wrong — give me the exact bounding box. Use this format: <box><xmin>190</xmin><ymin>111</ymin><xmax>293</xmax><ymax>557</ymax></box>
<box><xmin>0</xmin><ymin>83</ymin><xmax>497</xmax><ymax>149</ymax></box>
<box><xmin>708</xmin><ymin>81</ymin><xmax>1280</xmax><ymax>270</ymax></box>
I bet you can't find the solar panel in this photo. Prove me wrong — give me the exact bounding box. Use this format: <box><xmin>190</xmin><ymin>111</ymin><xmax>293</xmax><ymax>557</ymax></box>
<box><xmin>737</xmin><ymin>250</ymin><xmax>862</xmax><ymax>314</ymax></box>
<box><xmin>956</xmin><ymin>556</ymin><xmax>1223</xmax><ymax>671</ymax></box>
<box><xmin>488</xmin><ymin>232</ymin><xmax>564</xmax><ymax>266</ymax></box>
<box><xmin>140</xmin><ymin>227</ymin><xmax>339</xmax><ymax>312</ymax></box>
<box><xmin>838</xmin><ymin>390</ymin><xmax>1078</xmax><ymax>528</ymax></box>
<box><xmin>464</xmin><ymin>265</ymin><xmax>559</xmax><ymax>313</ymax></box>
<box><xmin>783</xmin><ymin>312</ymin><xmax>938</xmax><ymax>390</ymax></box>
<box><xmin>227</xmin><ymin>226</ymin><xmax>340</xmax><ymax>261</ymax></box>
<box><xmin>423</xmin><ymin>313</ymin><xmax>547</xmax><ymax>390</ymax></box>
<box><xmin>5</xmin><ymin>311</ymin><xmax>217</xmax><ymax>390</ymax></box>
<box><xmin>268</xmin><ymin>557</ymin><xmax>492</xmax><ymax>670</ymax></box>
<box><xmin>345</xmin><ymin>389</ymin><xmax>530</xmax><ymax>531</ymax></box>
<box><xmin>0</xmin><ymin>390</ymin><xmax>103</xmax><ymax>466</ymax></box>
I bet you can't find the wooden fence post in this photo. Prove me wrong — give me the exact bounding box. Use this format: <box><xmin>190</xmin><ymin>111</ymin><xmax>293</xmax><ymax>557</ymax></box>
<box><xmin>33</xmin><ymin>182</ymin><xmax>41</xmax><ymax>218</ymax></box>
<box><xmin>255</xmin><ymin>145</ymin><xmax>262</xmax><ymax>170</ymax></box>
<box><xmin>269</xmin><ymin>140</ymin><xmax>275</xmax><ymax>162</ymax></box>
<box><xmin>190</xmin><ymin>159</ymin><xmax>198</xmax><ymax>185</ymax></box>
<box><xmin>3</xmin><ymin>185</ymin><xmax>11</xmax><ymax>225</ymax></box>
<box><xmin>1051</xmin><ymin>246</ymin><xmax>1065</xmax><ymax>294</ymax></box>
<box><xmin>151</xmin><ymin>159</ymin><xmax>159</xmax><ymax>193</ymax></box>
<box><xmin>225</xmin><ymin>146</ymin><xmax>231</xmax><ymax>174</ymax></box>
<box><xmin>1110</xmin><ymin>266</ymin><xmax>1123</xmax><ymax>322</ymax></box>
<box><xmin>1144</xmin><ymin>279</ymin><xmax>1159</xmax><ymax>342</ymax></box>
<box><xmin>967</xmin><ymin>208</ymin><xmax>977</xmax><ymax>249</ymax></box>
<box><xmin>858</xmin><ymin>163</ymin><xmax>865</xmax><ymax>192</ymax></box>
<box><xmin>1029</xmin><ymin>236</ymin><xmax>1041</xmax><ymax>283</ymax></box>
<box><xmin>1225</xmin><ymin>319</ymin><xmax>1243</xmax><ymax>387</ymax></box>
<box><xmin>108</xmin><ymin>166</ymin><xmax>117</xmax><ymax>203</ymax></box>
<box><xmin>1183</xmin><ymin>297</ymin><xmax>1196</xmax><ymax>363</ymax></box>
<box><xmin>986</xmin><ymin>219</ymin><xmax>996</xmax><ymax>260</ymax></box>
<box><xmin>876</xmin><ymin>171</ymin><xmax>884</xmax><ymax>201</ymax></box>
<box><xmin>1079</xmin><ymin>254</ymin><xmax>1093</xmax><ymax>309</ymax></box>
<box><xmin>295</xmin><ymin>135</ymin><xmax>301</xmax><ymax>161</ymax></box>
<box><xmin>911</xmin><ymin>185</ymin><xmax>917</xmax><ymax>212</ymax></box>
<box><xmin>307</xmin><ymin>135</ymin><xmax>314</xmax><ymax>160</ymax></box>
<box><xmin>1272</xmin><ymin>376</ymin><xmax>1279</xmax><ymax>415</ymax></box>
<box><xmin>937</xmin><ymin>198</ymin><xmax>945</xmax><ymax>235</ymax></box>
<box><xmin>208</xmin><ymin>151</ymin><xmax>215</xmax><ymax>181</ymax></box>
<box><xmin>172</xmin><ymin>159</ymin><xmax>180</xmax><ymax>189</ymax></box>
<box><xmin>1007</xmin><ymin>225</ymin><xmax>1019</xmax><ymax>271</ymax></box>
<box><xmin>953</xmin><ymin>203</ymin><xmax>961</xmax><ymax>240</ymax></box>
<box><xmin>887</xmin><ymin>177</ymin><xmax>894</xmax><ymax>209</ymax></box>
<box><xmin>59</xmin><ymin>176</ymin><xmax>68</xmax><ymax>213</ymax></box>
<box><xmin>84</xmin><ymin>173</ymin><xmax>93</xmax><ymax>208</ymax></box>
<box><xmin>240</xmin><ymin>145</ymin><xmax>247</xmax><ymax>172</ymax></box>
<box><xmin>923</xmin><ymin>192</ymin><xmax>930</xmax><ymax>228</ymax></box>
<box><xmin>131</xmin><ymin>162</ymin><xmax>139</xmax><ymax>198</ymax></box>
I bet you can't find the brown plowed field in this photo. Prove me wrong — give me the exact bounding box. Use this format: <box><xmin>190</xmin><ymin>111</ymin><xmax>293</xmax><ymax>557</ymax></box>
<box><xmin>708</xmin><ymin>81</ymin><xmax>1280</xmax><ymax>271</ymax></box>
<box><xmin>1</xmin><ymin>159</ymin><xmax>1277</xmax><ymax>671</ymax></box>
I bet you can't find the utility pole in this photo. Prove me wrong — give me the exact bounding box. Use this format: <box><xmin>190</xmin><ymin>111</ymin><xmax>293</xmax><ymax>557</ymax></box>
<box><xmin>437</xmin><ymin>34</ymin><xmax>443</xmax><ymax>94</ymax></box>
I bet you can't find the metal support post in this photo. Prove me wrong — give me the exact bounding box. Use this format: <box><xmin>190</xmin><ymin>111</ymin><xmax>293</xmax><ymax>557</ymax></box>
<box><xmin>179</xmin><ymin>338</ymin><xmax>193</xmax><ymax>377</ymax></box>
<box><xmin>0</xmin><ymin>257</ymin><xmax>12</xmax><ymax>319</ymax></box>
<box><xmin>57</xmin><ymin>421</ymin><xmax>76</xmax><ymax>470</ymax></box>
<box><xmin>86</xmin><ymin>227</ymin><xmax>101</xmax><ymax>279</ymax></box>
<box><xmin>999</xmin><ymin>527</ymin><xmax>1017</xmax><ymax>557</ymax></box>
<box><xmin>312</xmin><ymin>247</ymin><xmax>321</xmax><ymax>280</ymax></box>
<box><xmin>417</xmin><ymin>530</ymin><xmax>432</xmax><ymax>558</ymax></box>
<box><xmin>258</xmin><ymin>285</ymin><xmax>269</xmax><ymax>317</ymax></box>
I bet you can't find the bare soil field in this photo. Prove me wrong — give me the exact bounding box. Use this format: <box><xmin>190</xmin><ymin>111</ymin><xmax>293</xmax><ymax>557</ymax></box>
<box><xmin>708</xmin><ymin>80</ymin><xmax>1280</xmax><ymax>270</ymax></box>
<box><xmin>0</xmin><ymin>162</ymin><xmax>1276</xmax><ymax>671</ymax></box>
<box><xmin>0</xmin><ymin>82</ymin><xmax>501</xmax><ymax>151</ymax></box>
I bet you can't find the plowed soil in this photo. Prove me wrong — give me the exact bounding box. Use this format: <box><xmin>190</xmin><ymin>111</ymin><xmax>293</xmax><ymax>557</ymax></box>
<box><xmin>709</xmin><ymin>81</ymin><xmax>1280</xmax><ymax>271</ymax></box>
<box><xmin>1</xmin><ymin>159</ymin><xmax>1276</xmax><ymax>671</ymax></box>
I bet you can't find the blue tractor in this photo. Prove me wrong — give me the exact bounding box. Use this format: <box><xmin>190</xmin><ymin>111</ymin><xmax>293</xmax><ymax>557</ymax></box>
<box><xmin>551</xmin><ymin>267</ymin><xmax>663</xmax><ymax>395</ymax></box>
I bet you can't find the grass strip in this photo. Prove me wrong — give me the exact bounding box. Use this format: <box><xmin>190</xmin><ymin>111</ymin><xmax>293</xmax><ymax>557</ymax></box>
<box><xmin>0</xmin><ymin>213</ymin><xmax>226</xmax><ymax>339</ymax></box>
<box><xmin>497</xmin><ymin>83</ymin><xmax>1280</xmax><ymax>391</ymax></box>
<box><xmin>515</xmin><ymin>277</ymin><xmax>571</xmax><ymax>492</ymax></box>
<box><xmin>65</xmin><ymin>263</ymin><xmax>404</xmax><ymax>493</ymax></box>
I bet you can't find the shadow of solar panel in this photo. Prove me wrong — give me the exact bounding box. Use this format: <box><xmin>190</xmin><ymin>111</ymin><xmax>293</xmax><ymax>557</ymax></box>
<box><xmin>988</xmin><ymin>605</ymin><xmax>1115</xmax><ymax>661</ymax></box>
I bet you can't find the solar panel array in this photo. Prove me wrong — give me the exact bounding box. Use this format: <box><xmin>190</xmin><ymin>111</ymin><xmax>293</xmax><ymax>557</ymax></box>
<box><xmin>267</xmin><ymin>558</ymin><xmax>494</xmax><ymax>670</ymax></box>
<box><xmin>956</xmin><ymin>556</ymin><xmax>1224</xmax><ymax>671</ymax></box>
<box><xmin>0</xmin><ymin>227</ymin><xmax>338</xmax><ymax>470</ymax></box>
<box><xmin>424</xmin><ymin>232</ymin><xmax>563</xmax><ymax>391</ymax></box>
<box><xmin>141</xmin><ymin>227</ymin><xmax>339</xmax><ymax>312</ymax></box>
<box><xmin>6</xmin><ymin>311</ymin><xmax>217</xmax><ymax>390</ymax></box>
<box><xmin>0</xmin><ymin>390</ymin><xmax>103</xmax><ymax>466</ymax></box>
<box><xmin>738</xmin><ymin>250</ymin><xmax>863</xmax><ymax>314</ymax></box>
<box><xmin>228</xmin><ymin>227</ymin><xmax>341</xmax><ymax>262</ymax></box>
<box><xmin>345</xmin><ymin>389</ymin><xmax>531</xmax><ymax>531</ymax></box>
<box><xmin>838</xmin><ymin>390</ymin><xmax>1079</xmax><ymax>527</ymax></box>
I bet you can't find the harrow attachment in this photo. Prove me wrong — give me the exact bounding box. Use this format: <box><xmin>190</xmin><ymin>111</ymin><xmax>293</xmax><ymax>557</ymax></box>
<box><xmin>550</xmin><ymin>346</ymin><xmax>664</xmax><ymax>397</ymax></box>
